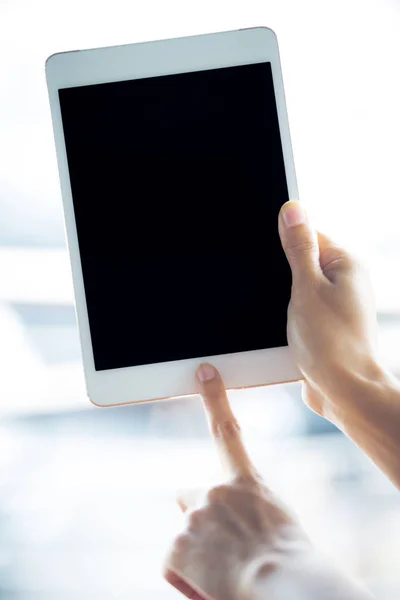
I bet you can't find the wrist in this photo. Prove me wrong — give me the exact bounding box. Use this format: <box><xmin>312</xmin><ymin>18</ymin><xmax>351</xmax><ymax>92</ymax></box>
<box><xmin>323</xmin><ymin>357</ymin><xmax>400</xmax><ymax>488</ymax></box>
<box><xmin>240</xmin><ymin>549</ymin><xmax>372</xmax><ymax>600</ymax></box>
<box><xmin>238</xmin><ymin>552</ymin><xmax>302</xmax><ymax>600</ymax></box>
<box><xmin>327</xmin><ymin>356</ymin><xmax>399</xmax><ymax>429</ymax></box>
<box><xmin>238</xmin><ymin>534</ymin><xmax>315</xmax><ymax>599</ymax></box>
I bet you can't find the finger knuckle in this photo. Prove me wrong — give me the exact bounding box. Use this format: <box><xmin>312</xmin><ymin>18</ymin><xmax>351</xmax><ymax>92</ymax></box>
<box><xmin>234</xmin><ymin>470</ymin><xmax>264</xmax><ymax>488</ymax></box>
<box><xmin>206</xmin><ymin>484</ymin><xmax>230</xmax><ymax>505</ymax></box>
<box><xmin>286</xmin><ymin>238</ymin><xmax>317</xmax><ymax>258</ymax></box>
<box><xmin>211</xmin><ymin>419</ymin><xmax>241</xmax><ymax>441</ymax></box>
<box><xmin>323</xmin><ymin>246</ymin><xmax>366</xmax><ymax>277</ymax></box>
<box><xmin>173</xmin><ymin>532</ymin><xmax>190</xmax><ymax>552</ymax></box>
<box><xmin>324</xmin><ymin>254</ymin><xmax>352</xmax><ymax>274</ymax></box>
<box><xmin>187</xmin><ymin>508</ymin><xmax>206</xmax><ymax>531</ymax></box>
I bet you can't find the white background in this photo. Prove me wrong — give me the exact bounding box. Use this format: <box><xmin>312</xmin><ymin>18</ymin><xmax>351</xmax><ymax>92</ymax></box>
<box><xmin>0</xmin><ymin>0</ymin><xmax>400</xmax><ymax>598</ymax></box>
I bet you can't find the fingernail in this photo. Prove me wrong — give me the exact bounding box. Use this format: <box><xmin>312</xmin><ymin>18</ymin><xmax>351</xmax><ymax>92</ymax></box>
<box><xmin>281</xmin><ymin>201</ymin><xmax>307</xmax><ymax>228</ymax></box>
<box><xmin>196</xmin><ymin>363</ymin><xmax>217</xmax><ymax>382</ymax></box>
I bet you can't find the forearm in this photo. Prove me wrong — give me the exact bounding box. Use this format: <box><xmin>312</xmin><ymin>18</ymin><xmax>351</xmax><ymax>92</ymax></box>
<box><xmin>331</xmin><ymin>363</ymin><xmax>400</xmax><ymax>489</ymax></box>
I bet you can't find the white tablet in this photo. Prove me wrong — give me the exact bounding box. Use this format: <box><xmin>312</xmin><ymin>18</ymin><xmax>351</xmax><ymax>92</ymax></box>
<box><xmin>46</xmin><ymin>27</ymin><xmax>302</xmax><ymax>407</ymax></box>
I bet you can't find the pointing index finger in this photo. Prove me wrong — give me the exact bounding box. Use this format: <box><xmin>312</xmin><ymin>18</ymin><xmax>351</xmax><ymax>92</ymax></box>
<box><xmin>196</xmin><ymin>364</ymin><xmax>256</xmax><ymax>479</ymax></box>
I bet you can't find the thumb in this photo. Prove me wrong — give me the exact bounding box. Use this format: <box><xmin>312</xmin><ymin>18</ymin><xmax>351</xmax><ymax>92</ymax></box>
<box><xmin>278</xmin><ymin>201</ymin><xmax>321</xmax><ymax>283</ymax></box>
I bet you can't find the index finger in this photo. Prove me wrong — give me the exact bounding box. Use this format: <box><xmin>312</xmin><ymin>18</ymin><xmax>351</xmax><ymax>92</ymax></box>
<box><xmin>196</xmin><ymin>363</ymin><xmax>257</xmax><ymax>480</ymax></box>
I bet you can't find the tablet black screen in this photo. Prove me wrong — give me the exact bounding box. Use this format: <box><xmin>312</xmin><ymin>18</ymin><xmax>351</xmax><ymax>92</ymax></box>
<box><xmin>59</xmin><ymin>61</ymin><xmax>291</xmax><ymax>370</ymax></box>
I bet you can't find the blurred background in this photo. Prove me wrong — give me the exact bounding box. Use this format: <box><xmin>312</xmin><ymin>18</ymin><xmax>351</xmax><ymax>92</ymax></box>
<box><xmin>1</xmin><ymin>0</ymin><xmax>400</xmax><ymax>598</ymax></box>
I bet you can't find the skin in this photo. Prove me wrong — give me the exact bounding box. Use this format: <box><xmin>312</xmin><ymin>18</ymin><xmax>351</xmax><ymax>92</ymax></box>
<box><xmin>278</xmin><ymin>201</ymin><xmax>400</xmax><ymax>488</ymax></box>
<box><xmin>164</xmin><ymin>200</ymin><xmax>400</xmax><ymax>599</ymax></box>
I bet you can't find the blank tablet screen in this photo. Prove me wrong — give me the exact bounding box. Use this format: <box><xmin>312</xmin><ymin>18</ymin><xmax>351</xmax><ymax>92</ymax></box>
<box><xmin>59</xmin><ymin>62</ymin><xmax>291</xmax><ymax>370</ymax></box>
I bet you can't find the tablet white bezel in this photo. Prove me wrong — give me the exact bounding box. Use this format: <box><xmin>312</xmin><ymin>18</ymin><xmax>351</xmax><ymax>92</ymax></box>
<box><xmin>46</xmin><ymin>27</ymin><xmax>302</xmax><ymax>407</ymax></box>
